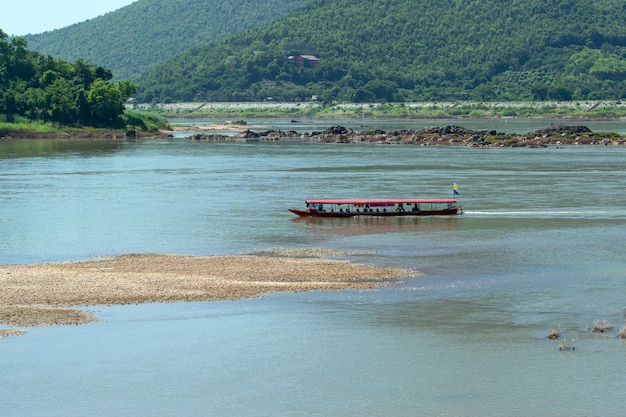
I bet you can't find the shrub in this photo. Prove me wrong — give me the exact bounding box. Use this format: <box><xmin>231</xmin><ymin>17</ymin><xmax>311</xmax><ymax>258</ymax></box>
<box><xmin>589</xmin><ymin>319</ymin><xmax>613</xmax><ymax>333</ymax></box>
<box><xmin>546</xmin><ymin>326</ymin><xmax>560</xmax><ymax>340</ymax></box>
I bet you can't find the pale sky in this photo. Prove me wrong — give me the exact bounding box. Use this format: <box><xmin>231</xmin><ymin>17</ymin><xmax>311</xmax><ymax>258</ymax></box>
<box><xmin>0</xmin><ymin>0</ymin><xmax>138</xmax><ymax>36</ymax></box>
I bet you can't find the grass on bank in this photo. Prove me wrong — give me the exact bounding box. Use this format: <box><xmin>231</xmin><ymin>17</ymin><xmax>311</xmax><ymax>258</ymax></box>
<box><xmin>0</xmin><ymin>111</ymin><xmax>170</xmax><ymax>138</ymax></box>
<box><xmin>122</xmin><ymin>110</ymin><xmax>171</xmax><ymax>132</ymax></box>
<box><xmin>0</xmin><ymin>119</ymin><xmax>62</xmax><ymax>136</ymax></box>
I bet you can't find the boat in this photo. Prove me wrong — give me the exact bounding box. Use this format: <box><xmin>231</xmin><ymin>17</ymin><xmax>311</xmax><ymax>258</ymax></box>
<box><xmin>288</xmin><ymin>198</ymin><xmax>462</xmax><ymax>217</ymax></box>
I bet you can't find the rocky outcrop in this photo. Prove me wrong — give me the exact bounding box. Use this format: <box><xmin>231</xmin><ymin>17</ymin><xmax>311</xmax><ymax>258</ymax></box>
<box><xmin>234</xmin><ymin>129</ymin><xmax>260</xmax><ymax>139</ymax></box>
<box><xmin>324</xmin><ymin>125</ymin><xmax>353</xmax><ymax>135</ymax></box>
<box><xmin>530</xmin><ymin>125</ymin><xmax>592</xmax><ymax>136</ymax></box>
<box><xmin>187</xmin><ymin>125</ymin><xmax>626</xmax><ymax>147</ymax></box>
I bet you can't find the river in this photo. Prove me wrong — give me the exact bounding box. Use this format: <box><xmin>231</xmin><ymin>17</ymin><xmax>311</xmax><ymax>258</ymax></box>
<box><xmin>1</xmin><ymin>118</ymin><xmax>625</xmax><ymax>416</ymax></box>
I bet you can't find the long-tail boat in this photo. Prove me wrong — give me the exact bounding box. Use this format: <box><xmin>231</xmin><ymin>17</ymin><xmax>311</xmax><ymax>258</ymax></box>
<box><xmin>288</xmin><ymin>199</ymin><xmax>462</xmax><ymax>217</ymax></box>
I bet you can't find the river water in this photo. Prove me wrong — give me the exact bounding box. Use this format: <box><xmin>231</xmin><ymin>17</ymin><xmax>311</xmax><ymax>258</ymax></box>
<box><xmin>1</xmin><ymin>118</ymin><xmax>625</xmax><ymax>416</ymax></box>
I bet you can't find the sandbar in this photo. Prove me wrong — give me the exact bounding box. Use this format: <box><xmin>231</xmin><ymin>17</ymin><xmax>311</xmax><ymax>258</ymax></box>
<box><xmin>170</xmin><ymin>123</ymin><xmax>265</xmax><ymax>132</ymax></box>
<box><xmin>0</xmin><ymin>251</ymin><xmax>413</xmax><ymax>335</ymax></box>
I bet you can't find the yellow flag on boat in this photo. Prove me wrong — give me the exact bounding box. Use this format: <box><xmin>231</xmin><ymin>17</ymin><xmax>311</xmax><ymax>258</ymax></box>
<box><xmin>453</xmin><ymin>183</ymin><xmax>459</xmax><ymax>195</ymax></box>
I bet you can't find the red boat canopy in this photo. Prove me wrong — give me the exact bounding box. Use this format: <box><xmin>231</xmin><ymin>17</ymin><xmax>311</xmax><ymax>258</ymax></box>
<box><xmin>306</xmin><ymin>199</ymin><xmax>457</xmax><ymax>205</ymax></box>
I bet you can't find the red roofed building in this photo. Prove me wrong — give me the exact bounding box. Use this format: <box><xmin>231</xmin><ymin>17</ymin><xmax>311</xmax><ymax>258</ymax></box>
<box><xmin>287</xmin><ymin>54</ymin><xmax>319</xmax><ymax>68</ymax></box>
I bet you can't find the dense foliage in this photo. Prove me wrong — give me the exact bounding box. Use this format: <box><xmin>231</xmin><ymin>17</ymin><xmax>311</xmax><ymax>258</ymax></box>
<box><xmin>134</xmin><ymin>0</ymin><xmax>626</xmax><ymax>102</ymax></box>
<box><xmin>0</xmin><ymin>31</ymin><xmax>135</xmax><ymax>126</ymax></box>
<box><xmin>24</xmin><ymin>0</ymin><xmax>310</xmax><ymax>80</ymax></box>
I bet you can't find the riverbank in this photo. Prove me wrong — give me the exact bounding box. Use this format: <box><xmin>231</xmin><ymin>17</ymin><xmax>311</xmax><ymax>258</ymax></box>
<box><xmin>0</xmin><ymin>128</ymin><xmax>171</xmax><ymax>140</ymax></box>
<box><xmin>0</xmin><ymin>251</ymin><xmax>413</xmax><ymax>337</ymax></box>
<box><xmin>0</xmin><ymin>110</ymin><xmax>172</xmax><ymax>140</ymax></box>
<box><xmin>4</xmin><ymin>101</ymin><xmax>626</xmax><ymax>140</ymax></box>
<box><xmin>132</xmin><ymin>100</ymin><xmax>626</xmax><ymax>119</ymax></box>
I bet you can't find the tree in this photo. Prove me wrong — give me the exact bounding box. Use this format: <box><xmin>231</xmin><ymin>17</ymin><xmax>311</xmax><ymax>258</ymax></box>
<box><xmin>472</xmin><ymin>84</ymin><xmax>497</xmax><ymax>101</ymax></box>
<box><xmin>547</xmin><ymin>86</ymin><xmax>572</xmax><ymax>101</ymax></box>
<box><xmin>352</xmin><ymin>80</ymin><xmax>398</xmax><ymax>102</ymax></box>
<box><xmin>117</xmin><ymin>79</ymin><xmax>137</xmax><ymax>100</ymax></box>
<box><xmin>352</xmin><ymin>87</ymin><xmax>375</xmax><ymax>102</ymax></box>
<box><xmin>87</xmin><ymin>79</ymin><xmax>124</xmax><ymax>123</ymax></box>
<box><xmin>0</xmin><ymin>34</ymin><xmax>134</xmax><ymax>126</ymax></box>
<box><xmin>531</xmin><ymin>83</ymin><xmax>548</xmax><ymax>100</ymax></box>
<box><xmin>44</xmin><ymin>78</ymin><xmax>78</xmax><ymax>124</ymax></box>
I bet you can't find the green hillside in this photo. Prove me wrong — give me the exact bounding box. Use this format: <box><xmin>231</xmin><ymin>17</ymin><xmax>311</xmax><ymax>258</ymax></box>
<box><xmin>23</xmin><ymin>0</ymin><xmax>310</xmax><ymax>80</ymax></box>
<box><xmin>135</xmin><ymin>0</ymin><xmax>626</xmax><ymax>102</ymax></box>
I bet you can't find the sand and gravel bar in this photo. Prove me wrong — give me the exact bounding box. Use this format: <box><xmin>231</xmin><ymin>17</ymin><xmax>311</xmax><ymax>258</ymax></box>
<box><xmin>0</xmin><ymin>252</ymin><xmax>414</xmax><ymax>336</ymax></box>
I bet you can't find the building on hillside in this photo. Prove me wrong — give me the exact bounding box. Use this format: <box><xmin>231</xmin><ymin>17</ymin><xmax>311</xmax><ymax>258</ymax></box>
<box><xmin>287</xmin><ymin>54</ymin><xmax>319</xmax><ymax>68</ymax></box>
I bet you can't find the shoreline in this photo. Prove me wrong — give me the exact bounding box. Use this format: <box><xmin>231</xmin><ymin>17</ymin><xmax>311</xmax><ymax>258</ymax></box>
<box><xmin>3</xmin><ymin>113</ymin><xmax>626</xmax><ymax>143</ymax></box>
<box><xmin>4</xmin><ymin>122</ymin><xmax>624</xmax><ymax>147</ymax></box>
<box><xmin>167</xmin><ymin>112</ymin><xmax>626</xmax><ymax>121</ymax></box>
<box><xmin>131</xmin><ymin>100</ymin><xmax>626</xmax><ymax>119</ymax></box>
<box><xmin>0</xmin><ymin>129</ymin><xmax>171</xmax><ymax>140</ymax></box>
<box><xmin>4</xmin><ymin>101</ymin><xmax>626</xmax><ymax>140</ymax></box>
<box><xmin>0</xmin><ymin>251</ymin><xmax>414</xmax><ymax>337</ymax></box>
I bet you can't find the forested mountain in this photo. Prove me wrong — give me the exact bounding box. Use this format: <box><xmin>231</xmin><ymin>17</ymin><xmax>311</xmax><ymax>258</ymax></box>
<box><xmin>23</xmin><ymin>0</ymin><xmax>310</xmax><ymax>80</ymax></box>
<box><xmin>134</xmin><ymin>0</ymin><xmax>626</xmax><ymax>102</ymax></box>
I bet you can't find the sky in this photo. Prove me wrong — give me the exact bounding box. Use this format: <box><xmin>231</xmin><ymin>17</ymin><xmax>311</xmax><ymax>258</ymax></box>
<box><xmin>0</xmin><ymin>0</ymin><xmax>138</xmax><ymax>36</ymax></box>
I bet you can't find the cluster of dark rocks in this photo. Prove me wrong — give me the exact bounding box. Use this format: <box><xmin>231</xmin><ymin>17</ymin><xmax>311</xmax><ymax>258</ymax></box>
<box><xmin>188</xmin><ymin>124</ymin><xmax>625</xmax><ymax>147</ymax></box>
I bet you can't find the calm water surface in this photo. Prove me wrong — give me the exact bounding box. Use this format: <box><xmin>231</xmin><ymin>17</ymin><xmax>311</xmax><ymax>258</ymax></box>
<box><xmin>1</xmin><ymin>119</ymin><xmax>625</xmax><ymax>416</ymax></box>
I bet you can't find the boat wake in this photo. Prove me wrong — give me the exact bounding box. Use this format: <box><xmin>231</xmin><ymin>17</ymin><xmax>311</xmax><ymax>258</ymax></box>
<box><xmin>464</xmin><ymin>209</ymin><xmax>626</xmax><ymax>219</ymax></box>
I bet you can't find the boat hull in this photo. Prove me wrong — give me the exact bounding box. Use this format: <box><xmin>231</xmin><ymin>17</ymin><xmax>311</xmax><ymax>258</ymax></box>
<box><xmin>288</xmin><ymin>208</ymin><xmax>461</xmax><ymax>217</ymax></box>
